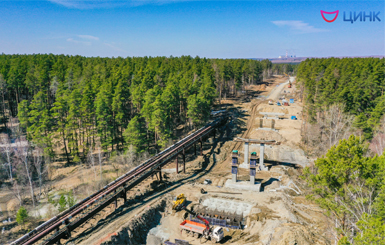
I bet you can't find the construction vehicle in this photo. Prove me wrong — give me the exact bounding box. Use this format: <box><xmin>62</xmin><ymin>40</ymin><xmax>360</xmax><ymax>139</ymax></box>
<box><xmin>268</xmin><ymin>100</ymin><xmax>273</xmax><ymax>105</ymax></box>
<box><xmin>180</xmin><ymin>208</ymin><xmax>224</xmax><ymax>242</ymax></box>
<box><xmin>172</xmin><ymin>194</ymin><xmax>186</xmax><ymax>211</ymax></box>
<box><xmin>288</xmin><ymin>82</ymin><xmax>292</xmax><ymax>88</ymax></box>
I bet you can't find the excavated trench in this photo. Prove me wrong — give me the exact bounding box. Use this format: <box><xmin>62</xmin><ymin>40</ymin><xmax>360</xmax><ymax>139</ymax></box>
<box><xmin>100</xmin><ymin>196</ymin><xmax>172</xmax><ymax>245</ymax></box>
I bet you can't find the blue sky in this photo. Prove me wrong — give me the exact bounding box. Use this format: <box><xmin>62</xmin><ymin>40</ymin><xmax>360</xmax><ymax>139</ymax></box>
<box><xmin>0</xmin><ymin>0</ymin><xmax>384</xmax><ymax>58</ymax></box>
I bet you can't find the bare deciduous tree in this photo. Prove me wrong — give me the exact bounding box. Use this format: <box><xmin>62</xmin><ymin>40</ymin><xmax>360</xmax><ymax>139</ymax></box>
<box><xmin>97</xmin><ymin>143</ymin><xmax>104</xmax><ymax>181</ymax></box>
<box><xmin>0</xmin><ymin>134</ymin><xmax>13</xmax><ymax>181</ymax></box>
<box><xmin>370</xmin><ymin>116</ymin><xmax>385</xmax><ymax>155</ymax></box>
<box><xmin>303</xmin><ymin>104</ymin><xmax>355</xmax><ymax>157</ymax></box>
<box><xmin>87</xmin><ymin>145</ymin><xmax>97</xmax><ymax>181</ymax></box>
<box><xmin>320</xmin><ymin>104</ymin><xmax>355</xmax><ymax>149</ymax></box>
<box><xmin>14</xmin><ymin>139</ymin><xmax>35</xmax><ymax>207</ymax></box>
<box><xmin>33</xmin><ymin>147</ymin><xmax>46</xmax><ymax>199</ymax></box>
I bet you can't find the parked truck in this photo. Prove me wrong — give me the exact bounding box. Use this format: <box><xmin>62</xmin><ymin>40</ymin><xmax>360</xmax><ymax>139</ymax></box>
<box><xmin>180</xmin><ymin>208</ymin><xmax>224</xmax><ymax>242</ymax></box>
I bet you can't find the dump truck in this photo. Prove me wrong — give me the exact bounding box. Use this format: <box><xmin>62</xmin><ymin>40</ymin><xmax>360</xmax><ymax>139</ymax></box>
<box><xmin>180</xmin><ymin>208</ymin><xmax>224</xmax><ymax>242</ymax></box>
<box><xmin>172</xmin><ymin>194</ymin><xmax>186</xmax><ymax>211</ymax></box>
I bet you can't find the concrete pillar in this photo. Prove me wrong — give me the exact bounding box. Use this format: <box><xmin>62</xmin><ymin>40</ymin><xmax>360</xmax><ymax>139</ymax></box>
<box><xmin>259</xmin><ymin>143</ymin><xmax>265</xmax><ymax>170</ymax></box>
<box><xmin>194</xmin><ymin>143</ymin><xmax>197</xmax><ymax>156</ymax></box>
<box><xmin>159</xmin><ymin>167</ymin><xmax>162</xmax><ymax>181</ymax></box>
<box><xmin>123</xmin><ymin>191</ymin><xmax>127</xmax><ymax>203</ymax></box>
<box><xmin>231</xmin><ymin>166</ymin><xmax>238</xmax><ymax>183</ymax></box>
<box><xmin>176</xmin><ymin>156</ymin><xmax>179</xmax><ymax>174</ymax></box>
<box><xmin>244</xmin><ymin>142</ymin><xmax>249</xmax><ymax>165</ymax></box>
<box><xmin>200</xmin><ymin>139</ymin><xmax>203</xmax><ymax>156</ymax></box>
<box><xmin>250</xmin><ymin>175</ymin><xmax>254</xmax><ymax>185</ymax></box>
<box><xmin>232</xmin><ymin>174</ymin><xmax>237</xmax><ymax>183</ymax></box>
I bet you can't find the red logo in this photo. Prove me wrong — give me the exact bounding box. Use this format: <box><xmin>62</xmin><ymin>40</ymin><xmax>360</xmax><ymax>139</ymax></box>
<box><xmin>320</xmin><ymin>10</ymin><xmax>339</xmax><ymax>22</ymax></box>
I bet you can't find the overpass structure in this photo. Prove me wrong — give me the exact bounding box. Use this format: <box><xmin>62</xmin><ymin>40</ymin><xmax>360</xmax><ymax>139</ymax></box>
<box><xmin>12</xmin><ymin>116</ymin><xmax>228</xmax><ymax>245</ymax></box>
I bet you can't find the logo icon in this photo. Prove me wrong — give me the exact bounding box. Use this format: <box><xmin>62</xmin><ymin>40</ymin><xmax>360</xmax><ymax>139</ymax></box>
<box><xmin>320</xmin><ymin>10</ymin><xmax>339</xmax><ymax>22</ymax></box>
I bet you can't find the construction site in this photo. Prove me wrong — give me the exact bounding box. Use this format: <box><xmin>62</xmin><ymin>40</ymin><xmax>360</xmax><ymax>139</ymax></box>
<box><xmin>4</xmin><ymin>75</ymin><xmax>331</xmax><ymax>245</ymax></box>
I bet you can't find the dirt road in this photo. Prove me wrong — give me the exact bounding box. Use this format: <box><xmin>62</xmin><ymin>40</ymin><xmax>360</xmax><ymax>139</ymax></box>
<box><xmin>267</xmin><ymin>77</ymin><xmax>291</xmax><ymax>101</ymax></box>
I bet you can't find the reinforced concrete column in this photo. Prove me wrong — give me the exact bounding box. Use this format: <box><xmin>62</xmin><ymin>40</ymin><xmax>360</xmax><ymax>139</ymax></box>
<box><xmin>232</xmin><ymin>170</ymin><xmax>237</xmax><ymax>182</ymax></box>
<box><xmin>244</xmin><ymin>142</ymin><xmax>249</xmax><ymax>165</ymax></box>
<box><xmin>176</xmin><ymin>156</ymin><xmax>179</xmax><ymax>174</ymax></box>
<box><xmin>259</xmin><ymin>143</ymin><xmax>265</xmax><ymax>170</ymax></box>
<box><xmin>159</xmin><ymin>166</ymin><xmax>162</xmax><ymax>181</ymax></box>
<box><xmin>200</xmin><ymin>138</ymin><xmax>203</xmax><ymax>156</ymax></box>
<box><xmin>232</xmin><ymin>152</ymin><xmax>238</xmax><ymax>183</ymax></box>
<box><xmin>250</xmin><ymin>175</ymin><xmax>255</xmax><ymax>184</ymax></box>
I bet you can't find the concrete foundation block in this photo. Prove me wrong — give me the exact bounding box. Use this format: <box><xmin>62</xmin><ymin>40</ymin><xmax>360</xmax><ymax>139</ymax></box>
<box><xmin>224</xmin><ymin>179</ymin><xmax>261</xmax><ymax>192</ymax></box>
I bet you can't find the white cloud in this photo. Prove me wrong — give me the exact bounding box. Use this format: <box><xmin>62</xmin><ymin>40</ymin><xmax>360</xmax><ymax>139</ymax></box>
<box><xmin>67</xmin><ymin>38</ymin><xmax>92</xmax><ymax>45</ymax></box>
<box><xmin>48</xmin><ymin>0</ymin><xmax>191</xmax><ymax>9</ymax></box>
<box><xmin>272</xmin><ymin>20</ymin><xmax>328</xmax><ymax>33</ymax></box>
<box><xmin>78</xmin><ymin>35</ymin><xmax>99</xmax><ymax>41</ymax></box>
<box><xmin>104</xmin><ymin>42</ymin><xmax>127</xmax><ymax>53</ymax></box>
<box><xmin>48</xmin><ymin>0</ymin><xmax>125</xmax><ymax>9</ymax></box>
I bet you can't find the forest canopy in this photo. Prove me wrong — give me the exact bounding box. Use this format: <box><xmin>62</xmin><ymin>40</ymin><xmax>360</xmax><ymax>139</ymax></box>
<box><xmin>297</xmin><ymin>57</ymin><xmax>385</xmax><ymax>139</ymax></box>
<box><xmin>0</xmin><ymin>54</ymin><xmax>271</xmax><ymax>164</ymax></box>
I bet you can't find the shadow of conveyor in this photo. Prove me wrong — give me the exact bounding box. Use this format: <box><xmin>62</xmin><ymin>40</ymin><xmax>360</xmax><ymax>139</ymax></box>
<box><xmin>66</xmin><ymin>122</ymin><xmax>230</xmax><ymax>244</ymax></box>
<box><xmin>263</xmin><ymin>159</ymin><xmax>301</xmax><ymax>170</ymax></box>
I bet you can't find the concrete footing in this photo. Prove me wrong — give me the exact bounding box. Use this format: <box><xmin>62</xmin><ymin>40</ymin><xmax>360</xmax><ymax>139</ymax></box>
<box><xmin>224</xmin><ymin>179</ymin><xmax>261</xmax><ymax>192</ymax></box>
